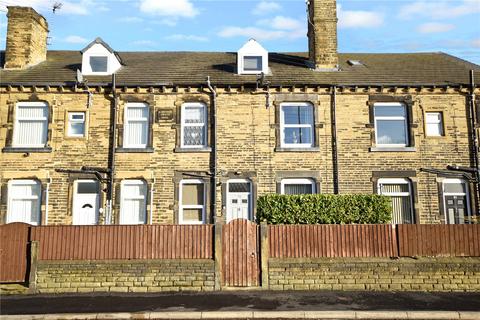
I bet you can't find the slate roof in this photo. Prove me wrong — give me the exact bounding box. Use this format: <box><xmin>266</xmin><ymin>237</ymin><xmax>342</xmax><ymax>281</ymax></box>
<box><xmin>1</xmin><ymin>50</ymin><xmax>479</xmax><ymax>87</ymax></box>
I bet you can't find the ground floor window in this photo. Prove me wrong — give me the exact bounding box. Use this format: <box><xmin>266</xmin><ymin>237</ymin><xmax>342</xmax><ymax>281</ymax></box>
<box><xmin>280</xmin><ymin>178</ymin><xmax>316</xmax><ymax>195</ymax></box>
<box><xmin>179</xmin><ymin>179</ymin><xmax>205</xmax><ymax>224</ymax></box>
<box><xmin>442</xmin><ymin>179</ymin><xmax>471</xmax><ymax>224</ymax></box>
<box><xmin>7</xmin><ymin>180</ymin><xmax>41</xmax><ymax>225</ymax></box>
<box><xmin>377</xmin><ymin>178</ymin><xmax>415</xmax><ymax>224</ymax></box>
<box><xmin>120</xmin><ymin>180</ymin><xmax>147</xmax><ymax>225</ymax></box>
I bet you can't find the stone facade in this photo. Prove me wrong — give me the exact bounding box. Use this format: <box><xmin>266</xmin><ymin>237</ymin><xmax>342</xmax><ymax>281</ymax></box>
<box><xmin>308</xmin><ymin>0</ymin><xmax>338</xmax><ymax>69</ymax></box>
<box><xmin>35</xmin><ymin>259</ymin><xmax>215</xmax><ymax>293</ymax></box>
<box><xmin>0</xmin><ymin>86</ymin><xmax>477</xmax><ymax>225</ymax></box>
<box><xmin>268</xmin><ymin>258</ymin><xmax>480</xmax><ymax>292</ymax></box>
<box><xmin>4</xmin><ymin>6</ymin><xmax>48</xmax><ymax>69</ymax></box>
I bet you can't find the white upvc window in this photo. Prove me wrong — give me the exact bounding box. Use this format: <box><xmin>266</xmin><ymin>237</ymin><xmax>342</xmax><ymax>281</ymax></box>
<box><xmin>377</xmin><ymin>178</ymin><xmax>414</xmax><ymax>224</ymax></box>
<box><xmin>425</xmin><ymin>112</ymin><xmax>444</xmax><ymax>136</ymax></box>
<box><xmin>442</xmin><ymin>178</ymin><xmax>471</xmax><ymax>224</ymax></box>
<box><xmin>7</xmin><ymin>180</ymin><xmax>42</xmax><ymax>225</ymax></box>
<box><xmin>89</xmin><ymin>56</ymin><xmax>108</xmax><ymax>73</ymax></box>
<box><xmin>280</xmin><ymin>102</ymin><xmax>314</xmax><ymax>148</ymax></box>
<box><xmin>68</xmin><ymin>112</ymin><xmax>86</xmax><ymax>137</ymax></box>
<box><xmin>120</xmin><ymin>180</ymin><xmax>147</xmax><ymax>225</ymax></box>
<box><xmin>123</xmin><ymin>103</ymin><xmax>149</xmax><ymax>148</ymax></box>
<box><xmin>13</xmin><ymin>102</ymin><xmax>49</xmax><ymax>148</ymax></box>
<box><xmin>374</xmin><ymin>103</ymin><xmax>409</xmax><ymax>147</ymax></box>
<box><xmin>181</xmin><ymin>103</ymin><xmax>207</xmax><ymax>148</ymax></box>
<box><xmin>179</xmin><ymin>179</ymin><xmax>206</xmax><ymax>225</ymax></box>
<box><xmin>281</xmin><ymin>178</ymin><xmax>316</xmax><ymax>195</ymax></box>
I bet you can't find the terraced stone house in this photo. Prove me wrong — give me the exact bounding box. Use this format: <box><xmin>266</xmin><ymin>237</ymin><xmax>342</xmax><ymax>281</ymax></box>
<box><xmin>1</xmin><ymin>1</ymin><xmax>479</xmax><ymax>227</ymax></box>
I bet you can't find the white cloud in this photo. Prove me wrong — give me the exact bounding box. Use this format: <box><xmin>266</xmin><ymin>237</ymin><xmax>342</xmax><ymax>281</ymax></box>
<box><xmin>258</xmin><ymin>16</ymin><xmax>303</xmax><ymax>30</ymax></box>
<box><xmin>398</xmin><ymin>0</ymin><xmax>480</xmax><ymax>20</ymax></box>
<box><xmin>64</xmin><ymin>35</ymin><xmax>89</xmax><ymax>44</ymax></box>
<box><xmin>252</xmin><ymin>1</ymin><xmax>281</xmax><ymax>15</ymax></box>
<box><xmin>417</xmin><ymin>22</ymin><xmax>455</xmax><ymax>34</ymax></box>
<box><xmin>473</xmin><ymin>39</ymin><xmax>480</xmax><ymax>48</ymax></box>
<box><xmin>118</xmin><ymin>16</ymin><xmax>144</xmax><ymax>23</ymax></box>
<box><xmin>338</xmin><ymin>4</ymin><xmax>384</xmax><ymax>29</ymax></box>
<box><xmin>165</xmin><ymin>34</ymin><xmax>208</xmax><ymax>42</ymax></box>
<box><xmin>139</xmin><ymin>0</ymin><xmax>198</xmax><ymax>18</ymax></box>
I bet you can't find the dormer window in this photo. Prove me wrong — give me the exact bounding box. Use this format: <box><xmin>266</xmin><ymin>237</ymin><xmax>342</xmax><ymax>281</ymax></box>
<box><xmin>81</xmin><ymin>37</ymin><xmax>122</xmax><ymax>76</ymax></box>
<box><xmin>237</xmin><ymin>39</ymin><xmax>269</xmax><ymax>75</ymax></box>
<box><xmin>90</xmin><ymin>56</ymin><xmax>108</xmax><ymax>73</ymax></box>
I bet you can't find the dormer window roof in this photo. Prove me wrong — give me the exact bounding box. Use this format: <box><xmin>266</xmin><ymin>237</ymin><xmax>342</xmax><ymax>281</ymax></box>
<box><xmin>237</xmin><ymin>39</ymin><xmax>269</xmax><ymax>75</ymax></box>
<box><xmin>81</xmin><ymin>37</ymin><xmax>122</xmax><ymax>76</ymax></box>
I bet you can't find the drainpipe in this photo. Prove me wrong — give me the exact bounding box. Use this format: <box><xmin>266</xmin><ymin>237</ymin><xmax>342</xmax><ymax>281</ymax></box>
<box><xmin>206</xmin><ymin>77</ymin><xmax>218</xmax><ymax>223</ymax></box>
<box><xmin>468</xmin><ymin>70</ymin><xmax>480</xmax><ymax>211</ymax></box>
<box><xmin>44</xmin><ymin>173</ymin><xmax>51</xmax><ymax>225</ymax></box>
<box><xmin>106</xmin><ymin>73</ymin><xmax>117</xmax><ymax>225</ymax></box>
<box><xmin>331</xmin><ymin>85</ymin><xmax>339</xmax><ymax>194</ymax></box>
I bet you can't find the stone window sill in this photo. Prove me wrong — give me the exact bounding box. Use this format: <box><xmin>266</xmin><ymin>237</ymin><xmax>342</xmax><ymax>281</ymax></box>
<box><xmin>116</xmin><ymin>147</ymin><xmax>154</xmax><ymax>153</ymax></box>
<box><xmin>369</xmin><ymin>147</ymin><xmax>416</xmax><ymax>152</ymax></box>
<box><xmin>174</xmin><ymin>147</ymin><xmax>212</xmax><ymax>153</ymax></box>
<box><xmin>275</xmin><ymin>147</ymin><xmax>320</xmax><ymax>152</ymax></box>
<box><xmin>2</xmin><ymin>147</ymin><xmax>52</xmax><ymax>153</ymax></box>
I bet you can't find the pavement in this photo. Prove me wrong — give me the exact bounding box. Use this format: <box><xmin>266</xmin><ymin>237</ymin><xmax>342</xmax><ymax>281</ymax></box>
<box><xmin>1</xmin><ymin>291</ymin><xmax>480</xmax><ymax>319</ymax></box>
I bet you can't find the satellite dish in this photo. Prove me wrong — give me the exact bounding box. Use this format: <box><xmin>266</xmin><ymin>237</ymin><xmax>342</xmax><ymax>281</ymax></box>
<box><xmin>76</xmin><ymin>69</ymin><xmax>84</xmax><ymax>84</ymax></box>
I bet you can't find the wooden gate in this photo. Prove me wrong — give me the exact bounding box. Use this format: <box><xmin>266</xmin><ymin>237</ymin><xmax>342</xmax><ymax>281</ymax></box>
<box><xmin>0</xmin><ymin>223</ymin><xmax>30</xmax><ymax>283</ymax></box>
<box><xmin>222</xmin><ymin>219</ymin><xmax>260</xmax><ymax>287</ymax></box>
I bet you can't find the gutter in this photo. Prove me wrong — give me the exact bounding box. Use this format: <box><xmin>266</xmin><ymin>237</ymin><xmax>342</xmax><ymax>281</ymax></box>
<box><xmin>206</xmin><ymin>76</ymin><xmax>218</xmax><ymax>223</ymax></box>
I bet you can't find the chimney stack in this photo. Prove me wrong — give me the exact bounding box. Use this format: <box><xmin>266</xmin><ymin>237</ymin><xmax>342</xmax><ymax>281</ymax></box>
<box><xmin>307</xmin><ymin>0</ymin><xmax>338</xmax><ymax>71</ymax></box>
<box><xmin>4</xmin><ymin>6</ymin><xmax>49</xmax><ymax>70</ymax></box>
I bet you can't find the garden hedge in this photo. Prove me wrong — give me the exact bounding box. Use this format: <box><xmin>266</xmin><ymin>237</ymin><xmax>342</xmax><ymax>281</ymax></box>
<box><xmin>256</xmin><ymin>194</ymin><xmax>392</xmax><ymax>224</ymax></box>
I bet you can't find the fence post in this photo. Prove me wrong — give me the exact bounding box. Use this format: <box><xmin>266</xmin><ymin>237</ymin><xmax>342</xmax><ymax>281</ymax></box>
<box><xmin>391</xmin><ymin>224</ymin><xmax>399</xmax><ymax>258</ymax></box>
<box><xmin>214</xmin><ymin>222</ymin><xmax>223</xmax><ymax>290</ymax></box>
<box><xmin>27</xmin><ymin>241</ymin><xmax>39</xmax><ymax>294</ymax></box>
<box><xmin>260</xmin><ymin>221</ymin><xmax>269</xmax><ymax>289</ymax></box>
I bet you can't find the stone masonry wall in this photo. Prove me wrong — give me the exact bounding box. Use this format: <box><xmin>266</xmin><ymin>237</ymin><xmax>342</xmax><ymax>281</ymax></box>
<box><xmin>36</xmin><ymin>259</ymin><xmax>215</xmax><ymax>294</ymax></box>
<box><xmin>268</xmin><ymin>258</ymin><xmax>480</xmax><ymax>292</ymax></box>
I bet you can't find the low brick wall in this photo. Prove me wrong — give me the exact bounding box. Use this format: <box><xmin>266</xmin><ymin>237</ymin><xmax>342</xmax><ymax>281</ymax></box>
<box><xmin>268</xmin><ymin>258</ymin><xmax>480</xmax><ymax>292</ymax></box>
<box><xmin>36</xmin><ymin>259</ymin><xmax>215</xmax><ymax>294</ymax></box>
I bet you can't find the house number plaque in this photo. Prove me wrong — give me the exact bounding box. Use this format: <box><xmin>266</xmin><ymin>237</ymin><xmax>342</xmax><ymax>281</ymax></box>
<box><xmin>157</xmin><ymin>108</ymin><xmax>174</xmax><ymax>122</ymax></box>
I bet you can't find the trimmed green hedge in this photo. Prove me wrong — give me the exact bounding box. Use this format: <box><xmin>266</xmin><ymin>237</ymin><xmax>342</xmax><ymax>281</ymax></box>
<box><xmin>257</xmin><ymin>194</ymin><xmax>392</xmax><ymax>224</ymax></box>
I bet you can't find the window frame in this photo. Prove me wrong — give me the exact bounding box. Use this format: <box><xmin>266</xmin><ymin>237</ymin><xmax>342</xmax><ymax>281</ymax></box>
<box><xmin>7</xmin><ymin>179</ymin><xmax>42</xmax><ymax>226</ymax></box>
<box><xmin>179</xmin><ymin>179</ymin><xmax>206</xmax><ymax>225</ymax></box>
<box><xmin>425</xmin><ymin>112</ymin><xmax>444</xmax><ymax>137</ymax></box>
<box><xmin>180</xmin><ymin>102</ymin><xmax>207</xmax><ymax>148</ymax></box>
<box><xmin>67</xmin><ymin>112</ymin><xmax>86</xmax><ymax>137</ymax></box>
<box><xmin>442</xmin><ymin>178</ymin><xmax>471</xmax><ymax>224</ymax></box>
<box><xmin>243</xmin><ymin>56</ymin><xmax>263</xmax><ymax>72</ymax></box>
<box><xmin>280</xmin><ymin>178</ymin><xmax>316</xmax><ymax>195</ymax></box>
<box><xmin>280</xmin><ymin>102</ymin><xmax>315</xmax><ymax>149</ymax></box>
<box><xmin>374</xmin><ymin>102</ymin><xmax>409</xmax><ymax>148</ymax></box>
<box><xmin>377</xmin><ymin>178</ymin><xmax>415</xmax><ymax>224</ymax></box>
<box><xmin>13</xmin><ymin>102</ymin><xmax>49</xmax><ymax>148</ymax></box>
<box><xmin>119</xmin><ymin>179</ymin><xmax>147</xmax><ymax>225</ymax></box>
<box><xmin>89</xmin><ymin>55</ymin><xmax>109</xmax><ymax>73</ymax></box>
<box><xmin>123</xmin><ymin>102</ymin><xmax>150</xmax><ymax>149</ymax></box>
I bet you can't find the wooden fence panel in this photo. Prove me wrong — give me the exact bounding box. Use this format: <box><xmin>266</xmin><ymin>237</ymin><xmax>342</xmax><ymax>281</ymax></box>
<box><xmin>268</xmin><ymin>224</ymin><xmax>397</xmax><ymax>258</ymax></box>
<box><xmin>0</xmin><ymin>223</ymin><xmax>30</xmax><ymax>283</ymax></box>
<box><xmin>30</xmin><ymin>225</ymin><xmax>214</xmax><ymax>260</ymax></box>
<box><xmin>397</xmin><ymin>224</ymin><xmax>480</xmax><ymax>257</ymax></box>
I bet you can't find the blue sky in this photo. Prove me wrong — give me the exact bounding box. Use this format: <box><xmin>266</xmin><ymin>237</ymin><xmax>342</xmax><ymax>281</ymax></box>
<box><xmin>1</xmin><ymin>0</ymin><xmax>479</xmax><ymax>64</ymax></box>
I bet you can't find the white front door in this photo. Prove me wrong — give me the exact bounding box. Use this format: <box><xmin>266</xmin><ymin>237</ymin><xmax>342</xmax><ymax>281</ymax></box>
<box><xmin>226</xmin><ymin>180</ymin><xmax>252</xmax><ymax>223</ymax></box>
<box><xmin>73</xmin><ymin>180</ymin><xmax>100</xmax><ymax>225</ymax></box>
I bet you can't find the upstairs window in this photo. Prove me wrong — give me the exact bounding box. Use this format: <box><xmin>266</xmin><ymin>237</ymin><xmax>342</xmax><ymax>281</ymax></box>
<box><xmin>378</xmin><ymin>178</ymin><xmax>414</xmax><ymax>224</ymax></box>
<box><xmin>123</xmin><ymin>103</ymin><xmax>149</xmax><ymax>148</ymax></box>
<box><xmin>89</xmin><ymin>56</ymin><xmax>108</xmax><ymax>73</ymax></box>
<box><xmin>243</xmin><ymin>56</ymin><xmax>263</xmax><ymax>72</ymax></box>
<box><xmin>374</xmin><ymin>103</ymin><xmax>409</xmax><ymax>147</ymax></box>
<box><xmin>68</xmin><ymin>112</ymin><xmax>86</xmax><ymax>137</ymax></box>
<box><xmin>425</xmin><ymin>112</ymin><xmax>444</xmax><ymax>136</ymax></box>
<box><xmin>7</xmin><ymin>180</ymin><xmax>42</xmax><ymax>225</ymax></box>
<box><xmin>237</xmin><ymin>39</ymin><xmax>269</xmax><ymax>75</ymax></box>
<box><xmin>13</xmin><ymin>102</ymin><xmax>49</xmax><ymax>148</ymax></box>
<box><xmin>280</xmin><ymin>102</ymin><xmax>314</xmax><ymax>148</ymax></box>
<box><xmin>181</xmin><ymin>103</ymin><xmax>207</xmax><ymax>148</ymax></box>
<box><xmin>281</xmin><ymin>178</ymin><xmax>316</xmax><ymax>195</ymax></box>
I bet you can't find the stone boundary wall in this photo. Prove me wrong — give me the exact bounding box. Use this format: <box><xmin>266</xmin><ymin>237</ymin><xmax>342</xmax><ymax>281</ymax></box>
<box><xmin>268</xmin><ymin>258</ymin><xmax>480</xmax><ymax>292</ymax></box>
<box><xmin>36</xmin><ymin>259</ymin><xmax>215</xmax><ymax>294</ymax></box>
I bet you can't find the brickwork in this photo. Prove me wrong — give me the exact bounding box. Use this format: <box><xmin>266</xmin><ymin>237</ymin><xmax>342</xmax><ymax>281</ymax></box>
<box><xmin>308</xmin><ymin>0</ymin><xmax>338</xmax><ymax>69</ymax></box>
<box><xmin>4</xmin><ymin>6</ymin><xmax>48</xmax><ymax>69</ymax></box>
<box><xmin>268</xmin><ymin>258</ymin><xmax>480</xmax><ymax>292</ymax></box>
<box><xmin>0</xmin><ymin>87</ymin><xmax>475</xmax><ymax>224</ymax></box>
<box><xmin>35</xmin><ymin>259</ymin><xmax>215</xmax><ymax>293</ymax></box>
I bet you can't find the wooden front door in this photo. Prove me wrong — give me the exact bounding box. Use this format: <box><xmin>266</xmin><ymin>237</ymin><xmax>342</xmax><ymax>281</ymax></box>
<box><xmin>222</xmin><ymin>219</ymin><xmax>260</xmax><ymax>287</ymax></box>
